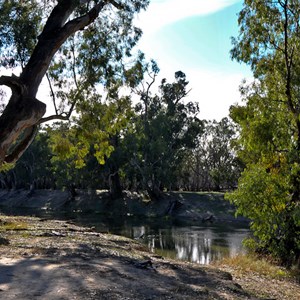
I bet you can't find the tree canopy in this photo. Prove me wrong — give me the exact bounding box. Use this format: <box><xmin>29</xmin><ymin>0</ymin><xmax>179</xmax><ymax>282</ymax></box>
<box><xmin>0</xmin><ymin>0</ymin><xmax>149</xmax><ymax>167</ymax></box>
<box><xmin>227</xmin><ymin>0</ymin><xmax>300</xmax><ymax>266</ymax></box>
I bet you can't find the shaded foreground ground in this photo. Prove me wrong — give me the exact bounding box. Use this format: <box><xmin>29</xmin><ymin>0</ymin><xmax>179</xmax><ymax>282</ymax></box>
<box><xmin>0</xmin><ymin>215</ymin><xmax>299</xmax><ymax>299</ymax></box>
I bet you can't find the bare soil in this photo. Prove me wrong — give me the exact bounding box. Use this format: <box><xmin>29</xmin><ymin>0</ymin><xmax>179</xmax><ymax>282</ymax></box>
<box><xmin>0</xmin><ymin>215</ymin><xmax>299</xmax><ymax>300</ymax></box>
<box><xmin>0</xmin><ymin>190</ymin><xmax>299</xmax><ymax>300</ymax></box>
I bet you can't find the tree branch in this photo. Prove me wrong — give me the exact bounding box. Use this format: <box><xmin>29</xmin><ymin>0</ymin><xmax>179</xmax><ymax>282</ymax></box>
<box><xmin>0</xmin><ymin>75</ymin><xmax>27</xmax><ymax>96</ymax></box>
<box><xmin>20</xmin><ymin>1</ymin><xmax>108</xmax><ymax>96</ymax></box>
<box><xmin>38</xmin><ymin>114</ymin><xmax>70</xmax><ymax>124</ymax></box>
<box><xmin>38</xmin><ymin>0</ymin><xmax>79</xmax><ymax>40</ymax></box>
<box><xmin>46</xmin><ymin>72</ymin><xmax>58</xmax><ymax>115</ymax></box>
<box><xmin>108</xmin><ymin>0</ymin><xmax>124</xmax><ymax>10</ymax></box>
<box><xmin>62</xmin><ymin>1</ymin><xmax>106</xmax><ymax>33</ymax></box>
<box><xmin>4</xmin><ymin>126</ymin><xmax>38</xmax><ymax>164</ymax></box>
<box><xmin>39</xmin><ymin>94</ymin><xmax>77</xmax><ymax>124</ymax></box>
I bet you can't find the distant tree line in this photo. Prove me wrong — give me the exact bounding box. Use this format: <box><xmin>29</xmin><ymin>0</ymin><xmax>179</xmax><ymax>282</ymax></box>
<box><xmin>0</xmin><ymin>71</ymin><xmax>242</xmax><ymax>198</ymax></box>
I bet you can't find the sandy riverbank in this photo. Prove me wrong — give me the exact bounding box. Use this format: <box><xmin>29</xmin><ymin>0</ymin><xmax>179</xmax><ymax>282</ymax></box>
<box><xmin>0</xmin><ymin>215</ymin><xmax>254</xmax><ymax>300</ymax></box>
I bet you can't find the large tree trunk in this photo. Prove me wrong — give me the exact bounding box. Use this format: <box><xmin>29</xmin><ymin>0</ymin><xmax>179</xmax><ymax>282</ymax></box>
<box><xmin>0</xmin><ymin>0</ymin><xmax>107</xmax><ymax>166</ymax></box>
<box><xmin>0</xmin><ymin>95</ymin><xmax>46</xmax><ymax>164</ymax></box>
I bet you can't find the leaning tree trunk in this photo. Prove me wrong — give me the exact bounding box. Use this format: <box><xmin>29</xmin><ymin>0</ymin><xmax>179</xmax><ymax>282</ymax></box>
<box><xmin>0</xmin><ymin>0</ymin><xmax>107</xmax><ymax>166</ymax></box>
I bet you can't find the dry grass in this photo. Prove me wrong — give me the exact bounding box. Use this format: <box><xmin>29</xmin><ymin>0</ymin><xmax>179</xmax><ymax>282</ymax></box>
<box><xmin>0</xmin><ymin>218</ymin><xmax>28</xmax><ymax>231</ymax></box>
<box><xmin>215</xmin><ymin>254</ymin><xmax>291</xmax><ymax>279</ymax></box>
<box><xmin>213</xmin><ymin>254</ymin><xmax>300</xmax><ymax>300</ymax></box>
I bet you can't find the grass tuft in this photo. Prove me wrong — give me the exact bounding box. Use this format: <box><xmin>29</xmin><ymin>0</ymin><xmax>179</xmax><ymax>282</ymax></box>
<box><xmin>0</xmin><ymin>219</ymin><xmax>28</xmax><ymax>231</ymax></box>
<box><xmin>214</xmin><ymin>254</ymin><xmax>293</xmax><ymax>280</ymax></box>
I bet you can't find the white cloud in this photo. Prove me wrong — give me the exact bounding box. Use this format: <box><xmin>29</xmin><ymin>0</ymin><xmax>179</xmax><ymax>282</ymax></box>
<box><xmin>133</xmin><ymin>0</ymin><xmax>250</xmax><ymax>120</ymax></box>
<box><xmin>132</xmin><ymin>57</ymin><xmax>251</xmax><ymax>120</ymax></box>
<box><xmin>186</xmin><ymin>68</ymin><xmax>249</xmax><ymax>120</ymax></box>
<box><xmin>135</xmin><ymin>0</ymin><xmax>241</xmax><ymax>33</ymax></box>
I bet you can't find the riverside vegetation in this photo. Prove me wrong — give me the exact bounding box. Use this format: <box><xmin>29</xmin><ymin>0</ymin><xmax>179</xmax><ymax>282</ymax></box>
<box><xmin>0</xmin><ymin>1</ymin><xmax>300</xmax><ymax>295</ymax></box>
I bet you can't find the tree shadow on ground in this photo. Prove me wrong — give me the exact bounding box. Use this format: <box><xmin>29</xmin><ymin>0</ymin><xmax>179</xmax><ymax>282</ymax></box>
<box><xmin>0</xmin><ymin>241</ymin><xmax>260</xmax><ymax>300</ymax></box>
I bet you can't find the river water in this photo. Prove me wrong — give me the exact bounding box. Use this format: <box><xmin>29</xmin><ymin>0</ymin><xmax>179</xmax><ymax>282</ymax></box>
<box><xmin>66</xmin><ymin>213</ymin><xmax>250</xmax><ymax>265</ymax></box>
<box><xmin>1</xmin><ymin>208</ymin><xmax>250</xmax><ymax>265</ymax></box>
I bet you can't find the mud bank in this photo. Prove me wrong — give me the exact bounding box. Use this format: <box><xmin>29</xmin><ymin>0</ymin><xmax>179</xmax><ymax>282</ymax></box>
<box><xmin>0</xmin><ymin>189</ymin><xmax>247</xmax><ymax>224</ymax></box>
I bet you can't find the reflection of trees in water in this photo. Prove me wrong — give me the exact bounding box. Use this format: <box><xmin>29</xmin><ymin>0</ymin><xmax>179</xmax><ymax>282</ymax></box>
<box><xmin>147</xmin><ymin>228</ymin><xmax>176</xmax><ymax>253</ymax></box>
<box><xmin>120</xmin><ymin>224</ymin><xmax>248</xmax><ymax>264</ymax></box>
<box><xmin>171</xmin><ymin>229</ymin><xmax>229</xmax><ymax>264</ymax></box>
<box><xmin>176</xmin><ymin>234</ymin><xmax>210</xmax><ymax>264</ymax></box>
<box><xmin>142</xmin><ymin>227</ymin><xmax>231</xmax><ymax>264</ymax></box>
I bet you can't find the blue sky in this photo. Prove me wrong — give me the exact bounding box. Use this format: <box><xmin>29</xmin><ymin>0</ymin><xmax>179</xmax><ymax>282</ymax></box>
<box><xmin>135</xmin><ymin>0</ymin><xmax>252</xmax><ymax>120</ymax></box>
<box><xmin>1</xmin><ymin>0</ymin><xmax>251</xmax><ymax>121</ymax></box>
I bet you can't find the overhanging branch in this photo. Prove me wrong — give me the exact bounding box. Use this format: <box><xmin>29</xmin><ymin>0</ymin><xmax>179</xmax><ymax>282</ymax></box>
<box><xmin>4</xmin><ymin>126</ymin><xmax>38</xmax><ymax>164</ymax></box>
<box><xmin>0</xmin><ymin>75</ymin><xmax>27</xmax><ymax>96</ymax></box>
<box><xmin>62</xmin><ymin>1</ymin><xmax>106</xmax><ymax>34</ymax></box>
<box><xmin>38</xmin><ymin>114</ymin><xmax>70</xmax><ymax>124</ymax></box>
<box><xmin>39</xmin><ymin>97</ymin><xmax>77</xmax><ymax>124</ymax></box>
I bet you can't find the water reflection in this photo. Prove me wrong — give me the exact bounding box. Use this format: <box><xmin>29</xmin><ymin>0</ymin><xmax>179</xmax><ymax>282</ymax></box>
<box><xmin>0</xmin><ymin>207</ymin><xmax>249</xmax><ymax>264</ymax></box>
<box><xmin>138</xmin><ymin>226</ymin><xmax>249</xmax><ymax>264</ymax></box>
<box><xmin>115</xmin><ymin>222</ymin><xmax>249</xmax><ymax>264</ymax></box>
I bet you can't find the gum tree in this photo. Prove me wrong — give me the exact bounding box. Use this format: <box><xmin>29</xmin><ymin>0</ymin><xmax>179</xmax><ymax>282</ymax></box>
<box><xmin>132</xmin><ymin>70</ymin><xmax>203</xmax><ymax>199</ymax></box>
<box><xmin>0</xmin><ymin>0</ymin><xmax>148</xmax><ymax>166</ymax></box>
<box><xmin>227</xmin><ymin>0</ymin><xmax>300</xmax><ymax>265</ymax></box>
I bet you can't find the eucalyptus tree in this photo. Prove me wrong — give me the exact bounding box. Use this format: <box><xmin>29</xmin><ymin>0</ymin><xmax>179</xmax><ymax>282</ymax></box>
<box><xmin>227</xmin><ymin>0</ymin><xmax>300</xmax><ymax>265</ymax></box>
<box><xmin>48</xmin><ymin>90</ymin><xmax>135</xmax><ymax>197</ymax></box>
<box><xmin>0</xmin><ymin>0</ymin><xmax>149</xmax><ymax>167</ymax></box>
<box><xmin>132</xmin><ymin>69</ymin><xmax>204</xmax><ymax>199</ymax></box>
<box><xmin>184</xmin><ymin>118</ymin><xmax>242</xmax><ymax>191</ymax></box>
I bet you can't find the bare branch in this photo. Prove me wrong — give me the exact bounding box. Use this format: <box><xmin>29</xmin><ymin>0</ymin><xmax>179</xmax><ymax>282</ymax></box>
<box><xmin>38</xmin><ymin>114</ymin><xmax>70</xmax><ymax>124</ymax></box>
<box><xmin>39</xmin><ymin>93</ymin><xmax>78</xmax><ymax>124</ymax></box>
<box><xmin>46</xmin><ymin>72</ymin><xmax>58</xmax><ymax>115</ymax></box>
<box><xmin>70</xmin><ymin>38</ymin><xmax>79</xmax><ymax>89</ymax></box>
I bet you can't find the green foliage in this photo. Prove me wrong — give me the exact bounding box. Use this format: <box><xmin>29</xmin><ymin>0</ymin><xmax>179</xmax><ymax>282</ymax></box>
<box><xmin>0</xmin><ymin>0</ymin><xmax>237</xmax><ymax>200</ymax></box>
<box><xmin>0</xmin><ymin>0</ymin><xmax>149</xmax><ymax>130</ymax></box>
<box><xmin>132</xmin><ymin>69</ymin><xmax>204</xmax><ymax>196</ymax></box>
<box><xmin>0</xmin><ymin>0</ymin><xmax>43</xmax><ymax>67</ymax></box>
<box><xmin>74</xmin><ymin>94</ymin><xmax>134</xmax><ymax>166</ymax></box>
<box><xmin>47</xmin><ymin>90</ymin><xmax>135</xmax><ymax>193</ymax></box>
<box><xmin>0</xmin><ymin>162</ymin><xmax>14</xmax><ymax>172</ymax></box>
<box><xmin>229</xmin><ymin>81</ymin><xmax>294</xmax><ymax>164</ymax></box>
<box><xmin>46</xmin><ymin>65</ymin><xmax>204</xmax><ymax>198</ymax></box>
<box><xmin>228</xmin><ymin>0</ymin><xmax>300</xmax><ymax>266</ymax></box>
<box><xmin>47</xmin><ymin>1</ymin><xmax>149</xmax><ymax>118</ymax></box>
<box><xmin>226</xmin><ymin>163</ymin><xmax>291</xmax><ymax>244</ymax></box>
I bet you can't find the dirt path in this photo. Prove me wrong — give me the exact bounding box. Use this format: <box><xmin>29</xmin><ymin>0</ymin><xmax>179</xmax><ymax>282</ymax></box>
<box><xmin>0</xmin><ymin>215</ymin><xmax>298</xmax><ymax>300</ymax></box>
<box><xmin>0</xmin><ymin>215</ymin><xmax>256</xmax><ymax>300</ymax></box>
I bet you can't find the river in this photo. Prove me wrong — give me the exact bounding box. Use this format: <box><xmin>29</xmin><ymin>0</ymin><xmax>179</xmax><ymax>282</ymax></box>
<box><xmin>64</xmin><ymin>213</ymin><xmax>250</xmax><ymax>265</ymax></box>
<box><xmin>1</xmin><ymin>207</ymin><xmax>250</xmax><ymax>265</ymax></box>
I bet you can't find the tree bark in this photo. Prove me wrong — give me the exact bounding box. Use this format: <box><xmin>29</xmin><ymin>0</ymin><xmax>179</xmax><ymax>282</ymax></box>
<box><xmin>0</xmin><ymin>0</ymin><xmax>107</xmax><ymax>166</ymax></box>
